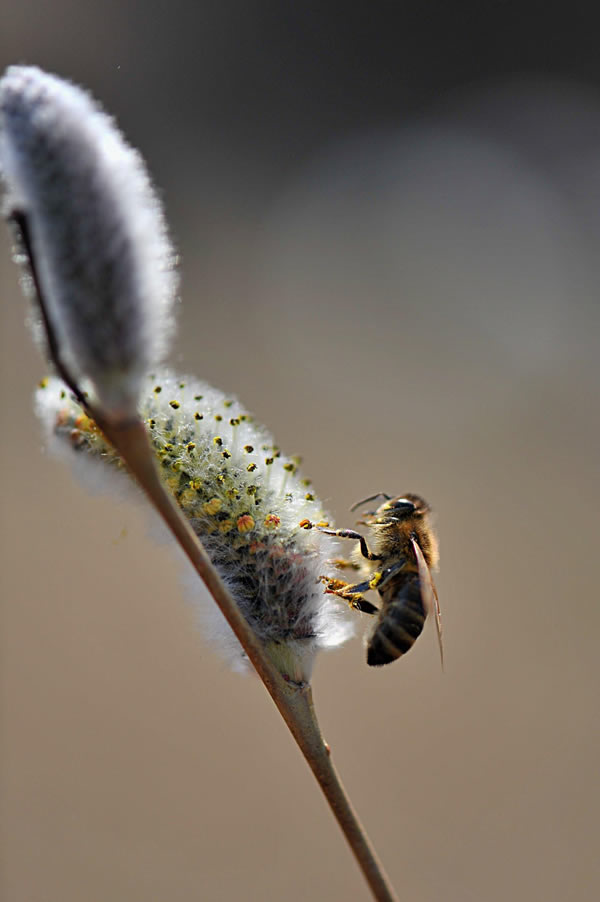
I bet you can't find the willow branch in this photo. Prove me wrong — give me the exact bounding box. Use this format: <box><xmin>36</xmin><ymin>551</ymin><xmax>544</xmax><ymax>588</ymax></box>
<box><xmin>97</xmin><ymin>413</ymin><xmax>399</xmax><ymax>902</ymax></box>
<box><xmin>20</xmin><ymin>217</ymin><xmax>397</xmax><ymax>898</ymax></box>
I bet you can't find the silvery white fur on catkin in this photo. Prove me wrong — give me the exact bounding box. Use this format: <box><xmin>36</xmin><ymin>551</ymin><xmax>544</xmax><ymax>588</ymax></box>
<box><xmin>36</xmin><ymin>373</ymin><xmax>355</xmax><ymax>675</ymax></box>
<box><xmin>0</xmin><ymin>66</ymin><xmax>177</xmax><ymax>415</ymax></box>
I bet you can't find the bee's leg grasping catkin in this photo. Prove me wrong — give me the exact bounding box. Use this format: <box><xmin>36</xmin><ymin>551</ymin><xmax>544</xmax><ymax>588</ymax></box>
<box><xmin>318</xmin><ymin>576</ymin><xmax>379</xmax><ymax>615</ymax></box>
<box><xmin>300</xmin><ymin>519</ymin><xmax>383</xmax><ymax>562</ymax></box>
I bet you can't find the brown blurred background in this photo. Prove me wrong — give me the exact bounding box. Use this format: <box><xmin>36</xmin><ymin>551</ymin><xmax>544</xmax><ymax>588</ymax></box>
<box><xmin>1</xmin><ymin>3</ymin><xmax>599</xmax><ymax>900</ymax></box>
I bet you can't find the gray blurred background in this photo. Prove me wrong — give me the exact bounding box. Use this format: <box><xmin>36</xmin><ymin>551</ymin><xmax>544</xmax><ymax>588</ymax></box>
<box><xmin>1</xmin><ymin>3</ymin><xmax>599</xmax><ymax>900</ymax></box>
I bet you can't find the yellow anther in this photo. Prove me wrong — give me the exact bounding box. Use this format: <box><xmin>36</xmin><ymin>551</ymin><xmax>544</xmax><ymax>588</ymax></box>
<box><xmin>237</xmin><ymin>514</ymin><xmax>255</xmax><ymax>534</ymax></box>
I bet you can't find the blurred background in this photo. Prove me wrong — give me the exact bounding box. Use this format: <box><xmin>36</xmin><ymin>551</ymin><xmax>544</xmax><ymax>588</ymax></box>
<box><xmin>1</xmin><ymin>3</ymin><xmax>599</xmax><ymax>900</ymax></box>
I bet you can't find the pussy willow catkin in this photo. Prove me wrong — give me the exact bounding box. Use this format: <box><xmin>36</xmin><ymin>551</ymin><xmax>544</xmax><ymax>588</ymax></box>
<box><xmin>37</xmin><ymin>372</ymin><xmax>354</xmax><ymax>680</ymax></box>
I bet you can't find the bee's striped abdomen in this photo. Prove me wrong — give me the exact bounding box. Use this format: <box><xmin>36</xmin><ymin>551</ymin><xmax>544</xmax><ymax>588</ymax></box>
<box><xmin>367</xmin><ymin>576</ymin><xmax>426</xmax><ymax>667</ymax></box>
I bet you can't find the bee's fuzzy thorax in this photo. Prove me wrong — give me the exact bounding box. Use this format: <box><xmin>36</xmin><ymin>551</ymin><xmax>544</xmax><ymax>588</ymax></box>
<box><xmin>36</xmin><ymin>371</ymin><xmax>354</xmax><ymax>677</ymax></box>
<box><xmin>368</xmin><ymin>518</ymin><xmax>437</xmax><ymax>571</ymax></box>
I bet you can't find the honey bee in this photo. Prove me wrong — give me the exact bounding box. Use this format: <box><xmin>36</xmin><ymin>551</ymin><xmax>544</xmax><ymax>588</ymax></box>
<box><xmin>307</xmin><ymin>493</ymin><xmax>443</xmax><ymax>667</ymax></box>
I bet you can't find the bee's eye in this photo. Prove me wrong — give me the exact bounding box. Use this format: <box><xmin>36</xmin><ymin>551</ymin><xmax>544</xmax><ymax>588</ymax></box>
<box><xmin>390</xmin><ymin>499</ymin><xmax>416</xmax><ymax>515</ymax></box>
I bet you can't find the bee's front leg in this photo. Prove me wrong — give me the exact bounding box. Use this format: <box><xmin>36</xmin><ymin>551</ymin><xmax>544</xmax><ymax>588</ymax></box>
<box><xmin>300</xmin><ymin>519</ymin><xmax>382</xmax><ymax>562</ymax></box>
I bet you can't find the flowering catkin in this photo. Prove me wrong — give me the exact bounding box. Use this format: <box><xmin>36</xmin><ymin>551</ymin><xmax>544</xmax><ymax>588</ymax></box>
<box><xmin>36</xmin><ymin>372</ymin><xmax>354</xmax><ymax>678</ymax></box>
<box><xmin>0</xmin><ymin>66</ymin><xmax>176</xmax><ymax>417</ymax></box>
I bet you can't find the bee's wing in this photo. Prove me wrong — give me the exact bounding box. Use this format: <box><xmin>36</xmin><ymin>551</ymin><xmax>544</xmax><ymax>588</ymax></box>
<box><xmin>411</xmin><ymin>538</ymin><xmax>444</xmax><ymax>670</ymax></box>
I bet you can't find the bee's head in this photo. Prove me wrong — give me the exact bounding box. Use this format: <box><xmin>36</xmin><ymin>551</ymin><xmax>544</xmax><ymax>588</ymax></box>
<box><xmin>378</xmin><ymin>493</ymin><xmax>431</xmax><ymax>520</ymax></box>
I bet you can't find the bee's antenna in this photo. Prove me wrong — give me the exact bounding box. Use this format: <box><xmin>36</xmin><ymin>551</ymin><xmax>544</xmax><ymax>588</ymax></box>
<box><xmin>350</xmin><ymin>492</ymin><xmax>391</xmax><ymax>512</ymax></box>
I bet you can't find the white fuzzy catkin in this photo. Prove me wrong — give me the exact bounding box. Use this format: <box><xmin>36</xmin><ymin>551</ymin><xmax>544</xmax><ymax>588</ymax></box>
<box><xmin>0</xmin><ymin>66</ymin><xmax>176</xmax><ymax>416</ymax></box>
<box><xmin>36</xmin><ymin>372</ymin><xmax>355</xmax><ymax>679</ymax></box>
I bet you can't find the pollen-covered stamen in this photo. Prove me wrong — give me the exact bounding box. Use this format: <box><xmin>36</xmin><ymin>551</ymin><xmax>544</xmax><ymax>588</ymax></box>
<box><xmin>236</xmin><ymin>514</ymin><xmax>255</xmax><ymax>534</ymax></box>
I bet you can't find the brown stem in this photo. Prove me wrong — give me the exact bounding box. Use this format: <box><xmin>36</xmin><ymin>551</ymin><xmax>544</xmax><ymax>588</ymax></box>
<box><xmin>279</xmin><ymin>684</ymin><xmax>398</xmax><ymax>902</ymax></box>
